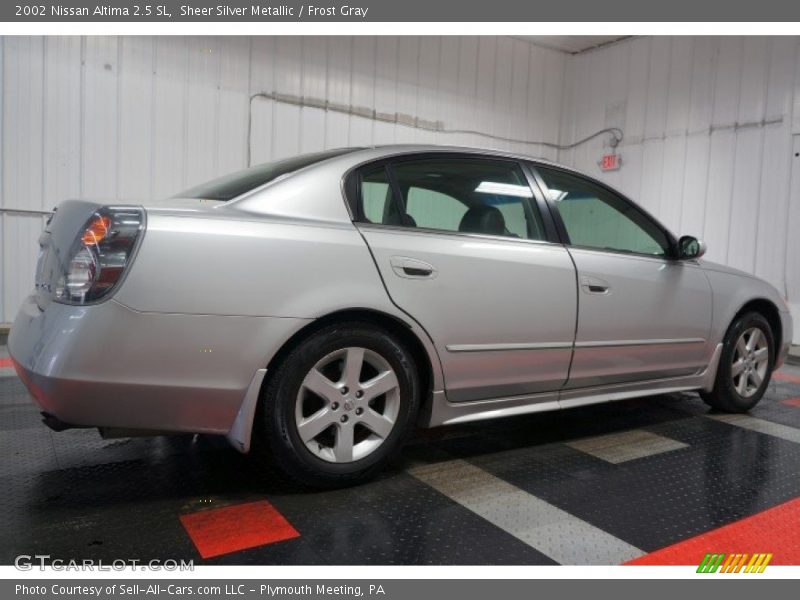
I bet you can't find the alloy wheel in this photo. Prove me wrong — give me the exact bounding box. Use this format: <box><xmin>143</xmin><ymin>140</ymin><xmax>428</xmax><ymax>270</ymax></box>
<box><xmin>730</xmin><ymin>327</ymin><xmax>770</xmax><ymax>398</ymax></box>
<box><xmin>294</xmin><ymin>347</ymin><xmax>401</xmax><ymax>463</ymax></box>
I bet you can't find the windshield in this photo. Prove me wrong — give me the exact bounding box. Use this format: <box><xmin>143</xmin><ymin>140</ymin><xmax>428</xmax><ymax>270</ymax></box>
<box><xmin>176</xmin><ymin>148</ymin><xmax>359</xmax><ymax>201</ymax></box>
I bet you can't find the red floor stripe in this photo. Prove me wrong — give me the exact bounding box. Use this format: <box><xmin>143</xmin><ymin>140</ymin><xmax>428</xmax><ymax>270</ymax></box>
<box><xmin>179</xmin><ymin>500</ymin><xmax>299</xmax><ymax>559</ymax></box>
<box><xmin>774</xmin><ymin>371</ymin><xmax>800</xmax><ymax>385</ymax></box>
<box><xmin>626</xmin><ymin>497</ymin><xmax>800</xmax><ymax>565</ymax></box>
<box><xmin>0</xmin><ymin>358</ymin><xmax>13</xmax><ymax>369</ymax></box>
<box><xmin>781</xmin><ymin>397</ymin><xmax>800</xmax><ymax>408</ymax></box>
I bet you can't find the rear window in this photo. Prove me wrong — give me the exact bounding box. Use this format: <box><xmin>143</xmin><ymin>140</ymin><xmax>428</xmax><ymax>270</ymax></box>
<box><xmin>177</xmin><ymin>148</ymin><xmax>359</xmax><ymax>201</ymax></box>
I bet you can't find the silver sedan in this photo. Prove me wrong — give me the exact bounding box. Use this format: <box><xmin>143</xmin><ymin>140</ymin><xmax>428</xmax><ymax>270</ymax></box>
<box><xmin>9</xmin><ymin>146</ymin><xmax>793</xmax><ymax>486</ymax></box>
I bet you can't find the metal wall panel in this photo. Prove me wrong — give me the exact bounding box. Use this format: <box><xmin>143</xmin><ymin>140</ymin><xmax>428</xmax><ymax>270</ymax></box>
<box><xmin>350</xmin><ymin>37</ymin><xmax>376</xmax><ymax>147</ymax></box>
<box><xmin>453</xmin><ymin>36</ymin><xmax>478</xmax><ymax>148</ymax></box>
<box><xmin>152</xmin><ymin>37</ymin><xmax>188</xmax><ymax>197</ymax></box>
<box><xmin>300</xmin><ymin>36</ymin><xmax>327</xmax><ymax>153</ymax></box>
<box><xmin>0</xmin><ymin>35</ymin><xmax>567</xmax><ymax>322</ymax></box>
<box><xmin>373</xmin><ymin>36</ymin><xmax>399</xmax><ymax>145</ymax></box>
<box><xmin>83</xmin><ymin>36</ymin><xmax>119</xmax><ymax>199</ymax></box>
<box><xmin>561</xmin><ymin>36</ymin><xmax>800</xmax><ymax>336</ymax></box>
<box><xmin>249</xmin><ymin>37</ymin><xmax>275</xmax><ymax>165</ymax></box>
<box><xmin>325</xmin><ymin>37</ymin><xmax>353</xmax><ymax>148</ymax></box>
<box><xmin>185</xmin><ymin>37</ymin><xmax>220</xmax><ymax>186</ymax></box>
<box><xmin>118</xmin><ymin>37</ymin><xmax>155</xmax><ymax>200</ymax></box>
<box><xmin>217</xmin><ymin>37</ymin><xmax>250</xmax><ymax>176</ymax></box>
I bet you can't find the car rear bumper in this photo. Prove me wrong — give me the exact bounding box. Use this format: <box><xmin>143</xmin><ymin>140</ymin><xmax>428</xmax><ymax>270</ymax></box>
<box><xmin>8</xmin><ymin>295</ymin><xmax>309</xmax><ymax>435</ymax></box>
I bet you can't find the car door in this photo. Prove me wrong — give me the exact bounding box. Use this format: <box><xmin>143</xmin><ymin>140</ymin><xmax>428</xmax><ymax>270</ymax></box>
<box><xmin>351</xmin><ymin>154</ymin><xmax>578</xmax><ymax>403</ymax></box>
<box><xmin>532</xmin><ymin>164</ymin><xmax>714</xmax><ymax>389</ymax></box>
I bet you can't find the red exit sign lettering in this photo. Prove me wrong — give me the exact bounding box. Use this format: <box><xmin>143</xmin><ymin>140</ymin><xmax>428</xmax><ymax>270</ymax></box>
<box><xmin>600</xmin><ymin>154</ymin><xmax>621</xmax><ymax>171</ymax></box>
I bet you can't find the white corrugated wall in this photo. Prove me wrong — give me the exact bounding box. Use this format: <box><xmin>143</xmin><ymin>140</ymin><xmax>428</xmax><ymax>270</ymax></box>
<box><xmin>559</xmin><ymin>36</ymin><xmax>800</xmax><ymax>340</ymax></box>
<box><xmin>1</xmin><ymin>35</ymin><xmax>799</xmax><ymax>342</ymax></box>
<box><xmin>0</xmin><ymin>35</ymin><xmax>567</xmax><ymax>323</ymax></box>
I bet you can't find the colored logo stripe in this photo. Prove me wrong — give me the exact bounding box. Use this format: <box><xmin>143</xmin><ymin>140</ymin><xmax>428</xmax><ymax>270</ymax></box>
<box><xmin>749</xmin><ymin>553</ymin><xmax>772</xmax><ymax>573</ymax></box>
<box><xmin>697</xmin><ymin>553</ymin><xmax>772</xmax><ymax>573</ymax></box>
<box><xmin>697</xmin><ymin>553</ymin><xmax>724</xmax><ymax>573</ymax></box>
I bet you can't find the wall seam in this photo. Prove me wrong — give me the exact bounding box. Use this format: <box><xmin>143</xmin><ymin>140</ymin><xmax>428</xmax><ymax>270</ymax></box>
<box><xmin>655</xmin><ymin>37</ymin><xmax>673</xmax><ymax>219</ymax></box>
<box><xmin>181</xmin><ymin>38</ymin><xmax>189</xmax><ymax>188</ymax></box>
<box><xmin>300</xmin><ymin>36</ymin><xmax>308</xmax><ymax>152</ymax></box>
<box><xmin>723</xmin><ymin>39</ymin><xmax>746</xmax><ymax>265</ymax></box>
<box><xmin>213</xmin><ymin>38</ymin><xmax>222</xmax><ymax>178</ymax></box>
<box><xmin>0</xmin><ymin>36</ymin><xmax>5</xmax><ymax>321</ymax></box>
<box><xmin>750</xmin><ymin>38</ymin><xmax>773</xmax><ymax>275</ymax></box>
<box><xmin>637</xmin><ymin>37</ymin><xmax>652</xmax><ymax>202</ymax></box>
<box><xmin>78</xmin><ymin>36</ymin><xmax>85</xmax><ymax>197</ymax></box>
<box><xmin>148</xmin><ymin>37</ymin><xmax>156</xmax><ymax>200</ymax></box>
<box><xmin>40</xmin><ymin>37</ymin><xmax>46</xmax><ymax>211</ymax></box>
<box><xmin>676</xmin><ymin>37</ymin><xmax>696</xmax><ymax>234</ymax></box>
<box><xmin>779</xmin><ymin>37</ymin><xmax>800</xmax><ymax>300</ymax></box>
<box><xmin>115</xmin><ymin>37</ymin><xmax>122</xmax><ymax>199</ymax></box>
<box><xmin>699</xmin><ymin>40</ymin><xmax>721</xmax><ymax>241</ymax></box>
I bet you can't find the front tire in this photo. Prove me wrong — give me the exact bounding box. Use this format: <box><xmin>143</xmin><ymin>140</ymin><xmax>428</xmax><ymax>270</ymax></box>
<box><xmin>259</xmin><ymin>322</ymin><xmax>420</xmax><ymax>487</ymax></box>
<box><xmin>701</xmin><ymin>311</ymin><xmax>774</xmax><ymax>412</ymax></box>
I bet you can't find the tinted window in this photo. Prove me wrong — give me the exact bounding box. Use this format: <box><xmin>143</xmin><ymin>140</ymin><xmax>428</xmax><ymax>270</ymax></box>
<box><xmin>178</xmin><ymin>148</ymin><xmax>358</xmax><ymax>201</ymax></box>
<box><xmin>361</xmin><ymin>167</ymin><xmax>393</xmax><ymax>223</ymax></box>
<box><xmin>406</xmin><ymin>187</ymin><xmax>468</xmax><ymax>232</ymax></box>
<box><xmin>537</xmin><ymin>167</ymin><xmax>670</xmax><ymax>256</ymax></box>
<box><xmin>359</xmin><ymin>158</ymin><xmax>544</xmax><ymax>240</ymax></box>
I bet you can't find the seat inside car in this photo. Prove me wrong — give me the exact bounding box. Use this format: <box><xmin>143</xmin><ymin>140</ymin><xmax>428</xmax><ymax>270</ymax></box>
<box><xmin>459</xmin><ymin>204</ymin><xmax>506</xmax><ymax>236</ymax></box>
<box><xmin>385</xmin><ymin>211</ymin><xmax>417</xmax><ymax>227</ymax></box>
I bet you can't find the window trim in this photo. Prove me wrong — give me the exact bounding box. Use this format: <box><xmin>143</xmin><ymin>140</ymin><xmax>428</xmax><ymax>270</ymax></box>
<box><xmin>356</xmin><ymin>162</ymin><xmax>400</xmax><ymax>224</ymax></box>
<box><xmin>355</xmin><ymin>220</ymin><xmax>565</xmax><ymax>249</ymax></box>
<box><xmin>345</xmin><ymin>152</ymin><xmax>562</xmax><ymax>245</ymax></box>
<box><xmin>528</xmin><ymin>162</ymin><xmax>680</xmax><ymax>260</ymax></box>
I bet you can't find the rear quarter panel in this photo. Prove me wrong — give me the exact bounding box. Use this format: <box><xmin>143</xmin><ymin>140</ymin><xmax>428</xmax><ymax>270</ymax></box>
<box><xmin>112</xmin><ymin>210</ymin><xmax>445</xmax><ymax>392</ymax></box>
<box><xmin>115</xmin><ymin>213</ymin><xmax>392</xmax><ymax>318</ymax></box>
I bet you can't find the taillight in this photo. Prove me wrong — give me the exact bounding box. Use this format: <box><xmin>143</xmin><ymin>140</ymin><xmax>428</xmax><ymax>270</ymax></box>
<box><xmin>54</xmin><ymin>206</ymin><xmax>144</xmax><ymax>304</ymax></box>
<box><xmin>81</xmin><ymin>215</ymin><xmax>111</xmax><ymax>245</ymax></box>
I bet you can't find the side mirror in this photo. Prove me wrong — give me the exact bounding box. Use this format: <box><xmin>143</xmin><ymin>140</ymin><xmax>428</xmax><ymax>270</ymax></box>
<box><xmin>678</xmin><ymin>235</ymin><xmax>706</xmax><ymax>260</ymax></box>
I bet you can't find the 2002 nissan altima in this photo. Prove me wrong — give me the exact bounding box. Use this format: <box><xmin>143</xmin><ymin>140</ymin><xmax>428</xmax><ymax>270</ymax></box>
<box><xmin>9</xmin><ymin>146</ymin><xmax>793</xmax><ymax>486</ymax></box>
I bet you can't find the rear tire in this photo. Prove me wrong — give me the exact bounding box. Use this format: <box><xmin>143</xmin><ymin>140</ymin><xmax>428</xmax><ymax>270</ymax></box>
<box><xmin>258</xmin><ymin>322</ymin><xmax>420</xmax><ymax>487</ymax></box>
<box><xmin>700</xmin><ymin>311</ymin><xmax>774</xmax><ymax>413</ymax></box>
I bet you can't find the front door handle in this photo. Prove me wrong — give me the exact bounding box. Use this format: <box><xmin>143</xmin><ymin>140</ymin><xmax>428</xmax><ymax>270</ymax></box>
<box><xmin>580</xmin><ymin>275</ymin><xmax>611</xmax><ymax>295</ymax></box>
<box><xmin>390</xmin><ymin>256</ymin><xmax>437</xmax><ymax>279</ymax></box>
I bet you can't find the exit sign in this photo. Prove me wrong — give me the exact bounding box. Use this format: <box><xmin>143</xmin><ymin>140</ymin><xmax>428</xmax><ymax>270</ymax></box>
<box><xmin>600</xmin><ymin>153</ymin><xmax>621</xmax><ymax>171</ymax></box>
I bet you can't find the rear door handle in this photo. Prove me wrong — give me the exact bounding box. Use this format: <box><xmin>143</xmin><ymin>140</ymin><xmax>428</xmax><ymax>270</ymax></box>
<box><xmin>586</xmin><ymin>285</ymin><xmax>608</xmax><ymax>293</ymax></box>
<box><xmin>402</xmin><ymin>266</ymin><xmax>433</xmax><ymax>277</ymax></box>
<box><xmin>390</xmin><ymin>256</ymin><xmax>437</xmax><ymax>279</ymax></box>
<box><xmin>580</xmin><ymin>275</ymin><xmax>610</xmax><ymax>295</ymax></box>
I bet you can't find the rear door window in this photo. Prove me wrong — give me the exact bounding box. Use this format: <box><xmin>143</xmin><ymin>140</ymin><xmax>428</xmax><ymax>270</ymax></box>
<box><xmin>358</xmin><ymin>157</ymin><xmax>545</xmax><ymax>240</ymax></box>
